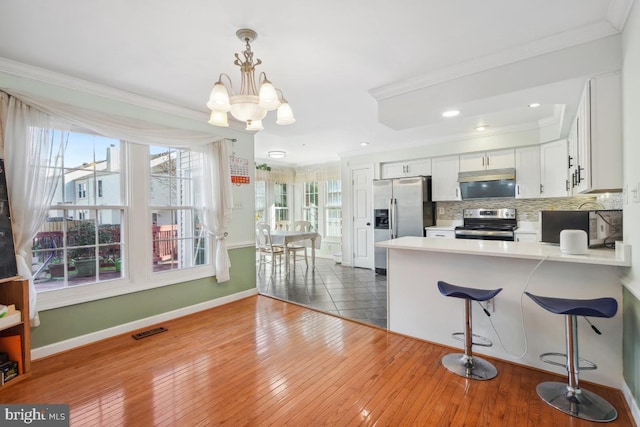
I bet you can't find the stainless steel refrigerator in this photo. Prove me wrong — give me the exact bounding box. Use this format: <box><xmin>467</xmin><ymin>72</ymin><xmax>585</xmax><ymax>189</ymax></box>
<box><xmin>373</xmin><ymin>176</ymin><xmax>435</xmax><ymax>274</ymax></box>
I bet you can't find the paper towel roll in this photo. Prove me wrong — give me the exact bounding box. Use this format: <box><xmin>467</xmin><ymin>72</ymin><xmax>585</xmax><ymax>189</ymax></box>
<box><xmin>560</xmin><ymin>229</ymin><xmax>588</xmax><ymax>254</ymax></box>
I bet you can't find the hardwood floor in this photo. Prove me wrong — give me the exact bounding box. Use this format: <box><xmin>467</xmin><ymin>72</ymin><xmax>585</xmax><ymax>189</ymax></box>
<box><xmin>1</xmin><ymin>296</ymin><xmax>635</xmax><ymax>426</ymax></box>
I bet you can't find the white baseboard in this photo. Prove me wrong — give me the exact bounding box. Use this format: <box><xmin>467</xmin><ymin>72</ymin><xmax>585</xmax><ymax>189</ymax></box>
<box><xmin>31</xmin><ymin>288</ymin><xmax>258</xmax><ymax>360</ymax></box>
<box><xmin>622</xmin><ymin>380</ymin><xmax>640</xmax><ymax>425</ymax></box>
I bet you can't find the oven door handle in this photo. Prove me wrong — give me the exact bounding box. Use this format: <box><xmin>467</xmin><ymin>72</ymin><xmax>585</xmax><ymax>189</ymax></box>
<box><xmin>455</xmin><ymin>229</ymin><xmax>514</xmax><ymax>238</ymax></box>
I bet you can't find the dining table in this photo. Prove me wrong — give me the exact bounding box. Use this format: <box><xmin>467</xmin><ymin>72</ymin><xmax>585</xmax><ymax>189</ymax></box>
<box><xmin>270</xmin><ymin>230</ymin><xmax>321</xmax><ymax>272</ymax></box>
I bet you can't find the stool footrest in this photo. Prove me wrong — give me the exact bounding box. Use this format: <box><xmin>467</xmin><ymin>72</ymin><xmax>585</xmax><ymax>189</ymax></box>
<box><xmin>451</xmin><ymin>332</ymin><xmax>493</xmax><ymax>347</ymax></box>
<box><xmin>539</xmin><ymin>352</ymin><xmax>598</xmax><ymax>371</ymax></box>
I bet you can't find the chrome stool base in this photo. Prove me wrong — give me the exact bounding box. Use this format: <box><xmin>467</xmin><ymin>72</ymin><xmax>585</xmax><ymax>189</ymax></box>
<box><xmin>441</xmin><ymin>353</ymin><xmax>498</xmax><ymax>381</ymax></box>
<box><xmin>536</xmin><ymin>381</ymin><xmax>617</xmax><ymax>422</ymax></box>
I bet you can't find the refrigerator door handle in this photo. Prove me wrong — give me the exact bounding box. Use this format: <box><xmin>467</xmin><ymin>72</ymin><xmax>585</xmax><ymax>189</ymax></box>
<box><xmin>388</xmin><ymin>199</ymin><xmax>394</xmax><ymax>239</ymax></box>
<box><xmin>392</xmin><ymin>198</ymin><xmax>398</xmax><ymax>239</ymax></box>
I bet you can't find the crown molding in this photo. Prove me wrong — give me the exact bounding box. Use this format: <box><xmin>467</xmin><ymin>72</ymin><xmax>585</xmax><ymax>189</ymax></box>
<box><xmin>0</xmin><ymin>57</ymin><xmax>247</xmax><ymax>132</ymax></box>
<box><xmin>370</xmin><ymin>20</ymin><xmax>620</xmax><ymax>101</ymax></box>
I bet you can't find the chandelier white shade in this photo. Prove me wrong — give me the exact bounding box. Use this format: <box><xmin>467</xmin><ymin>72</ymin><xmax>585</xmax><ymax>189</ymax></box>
<box><xmin>207</xmin><ymin>29</ymin><xmax>295</xmax><ymax>131</ymax></box>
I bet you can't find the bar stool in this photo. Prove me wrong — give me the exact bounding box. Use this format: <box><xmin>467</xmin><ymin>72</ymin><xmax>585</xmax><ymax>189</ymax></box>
<box><xmin>437</xmin><ymin>281</ymin><xmax>502</xmax><ymax>380</ymax></box>
<box><xmin>525</xmin><ymin>292</ymin><xmax>618</xmax><ymax>422</ymax></box>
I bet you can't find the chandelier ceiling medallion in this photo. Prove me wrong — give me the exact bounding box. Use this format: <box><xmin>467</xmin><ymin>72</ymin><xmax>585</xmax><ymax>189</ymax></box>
<box><xmin>207</xmin><ymin>28</ymin><xmax>295</xmax><ymax>131</ymax></box>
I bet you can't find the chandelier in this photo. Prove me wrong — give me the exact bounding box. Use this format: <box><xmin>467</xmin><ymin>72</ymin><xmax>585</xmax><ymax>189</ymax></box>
<box><xmin>207</xmin><ymin>28</ymin><xmax>295</xmax><ymax>131</ymax></box>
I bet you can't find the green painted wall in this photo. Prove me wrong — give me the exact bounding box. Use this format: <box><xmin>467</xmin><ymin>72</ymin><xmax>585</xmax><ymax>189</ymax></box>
<box><xmin>623</xmin><ymin>287</ymin><xmax>640</xmax><ymax>405</ymax></box>
<box><xmin>30</xmin><ymin>246</ymin><xmax>256</xmax><ymax>349</ymax></box>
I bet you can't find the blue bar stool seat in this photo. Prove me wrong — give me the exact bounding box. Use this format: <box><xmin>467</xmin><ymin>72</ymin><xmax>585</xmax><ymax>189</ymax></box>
<box><xmin>437</xmin><ymin>281</ymin><xmax>502</xmax><ymax>380</ymax></box>
<box><xmin>525</xmin><ymin>291</ymin><xmax>618</xmax><ymax>422</ymax></box>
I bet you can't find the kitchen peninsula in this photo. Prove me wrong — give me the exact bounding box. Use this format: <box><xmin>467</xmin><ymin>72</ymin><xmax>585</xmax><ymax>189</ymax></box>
<box><xmin>376</xmin><ymin>236</ymin><xmax>631</xmax><ymax>388</ymax></box>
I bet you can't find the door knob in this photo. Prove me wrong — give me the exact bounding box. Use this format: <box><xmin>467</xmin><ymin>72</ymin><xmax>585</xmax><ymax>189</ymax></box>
<box><xmin>366</xmin><ymin>222</ymin><xmax>371</xmax><ymax>226</ymax></box>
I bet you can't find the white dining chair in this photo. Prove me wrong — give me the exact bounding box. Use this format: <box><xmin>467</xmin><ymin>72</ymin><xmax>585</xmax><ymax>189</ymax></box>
<box><xmin>287</xmin><ymin>220</ymin><xmax>311</xmax><ymax>268</ymax></box>
<box><xmin>256</xmin><ymin>222</ymin><xmax>284</xmax><ymax>274</ymax></box>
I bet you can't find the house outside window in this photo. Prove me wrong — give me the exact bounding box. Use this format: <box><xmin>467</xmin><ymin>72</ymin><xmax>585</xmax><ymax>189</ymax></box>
<box><xmin>31</xmin><ymin>132</ymin><xmax>124</xmax><ymax>290</ymax></box>
<box><xmin>77</xmin><ymin>182</ymin><xmax>86</xmax><ymax>199</ymax></box>
<box><xmin>149</xmin><ymin>146</ymin><xmax>208</xmax><ymax>272</ymax></box>
<box><xmin>31</xmin><ymin>130</ymin><xmax>215</xmax><ymax>304</ymax></box>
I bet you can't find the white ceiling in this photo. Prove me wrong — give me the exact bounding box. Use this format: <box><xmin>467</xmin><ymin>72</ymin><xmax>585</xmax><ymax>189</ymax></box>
<box><xmin>0</xmin><ymin>0</ymin><xmax>633</xmax><ymax>166</ymax></box>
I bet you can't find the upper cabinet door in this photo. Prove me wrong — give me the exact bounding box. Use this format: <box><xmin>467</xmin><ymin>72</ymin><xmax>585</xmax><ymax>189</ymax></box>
<box><xmin>540</xmin><ymin>139</ymin><xmax>569</xmax><ymax>198</ymax></box>
<box><xmin>432</xmin><ymin>155</ymin><xmax>461</xmax><ymax>201</ymax></box>
<box><xmin>381</xmin><ymin>159</ymin><xmax>431</xmax><ymax>179</ymax></box>
<box><xmin>459</xmin><ymin>152</ymin><xmax>486</xmax><ymax>172</ymax></box>
<box><xmin>459</xmin><ymin>149</ymin><xmax>514</xmax><ymax>172</ymax></box>
<box><xmin>574</xmin><ymin>71</ymin><xmax>622</xmax><ymax>194</ymax></box>
<box><xmin>486</xmin><ymin>149</ymin><xmax>515</xmax><ymax>170</ymax></box>
<box><xmin>515</xmin><ymin>146</ymin><xmax>540</xmax><ymax>199</ymax></box>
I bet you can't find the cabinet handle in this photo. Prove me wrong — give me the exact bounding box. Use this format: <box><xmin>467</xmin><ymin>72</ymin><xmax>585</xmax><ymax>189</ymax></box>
<box><xmin>455</xmin><ymin>188</ymin><xmax>459</xmax><ymax>198</ymax></box>
<box><xmin>565</xmin><ymin>180</ymin><xmax>569</xmax><ymax>192</ymax></box>
<box><xmin>577</xmin><ymin>166</ymin><xmax>584</xmax><ymax>183</ymax></box>
<box><xmin>568</xmin><ymin>156</ymin><xmax>573</xmax><ymax>169</ymax></box>
<box><xmin>482</xmin><ymin>156</ymin><xmax>485</xmax><ymax>167</ymax></box>
<box><xmin>516</xmin><ymin>184</ymin><xmax>520</xmax><ymax>195</ymax></box>
<box><xmin>539</xmin><ymin>184</ymin><xmax>543</xmax><ymax>194</ymax></box>
<box><xmin>572</xmin><ymin>171</ymin><xmax>577</xmax><ymax>187</ymax></box>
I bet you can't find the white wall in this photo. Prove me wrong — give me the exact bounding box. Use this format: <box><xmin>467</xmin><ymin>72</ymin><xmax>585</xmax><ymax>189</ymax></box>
<box><xmin>622</xmin><ymin>0</ymin><xmax>640</xmax><ymax>293</ymax></box>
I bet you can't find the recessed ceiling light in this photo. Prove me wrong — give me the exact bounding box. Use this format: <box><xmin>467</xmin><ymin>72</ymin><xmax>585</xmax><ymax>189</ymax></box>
<box><xmin>268</xmin><ymin>150</ymin><xmax>286</xmax><ymax>159</ymax></box>
<box><xmin>442</xmin><ymin>110</ymin><xmax>460</xmax><ymax>118</ymax></box>
<box><xmin>475</xmin><ymin>125</ymin><xmax>488</xmax><ymax>131</ymax></box>
<box><xmin>528</xmin><ymin>103</ymin><xmax>541</xmax><ymax>108</ymax></box>
<box><xmin>360</xmin><ymin>142</ymin><xmax>369</xmax><ymax>146</ymax></box>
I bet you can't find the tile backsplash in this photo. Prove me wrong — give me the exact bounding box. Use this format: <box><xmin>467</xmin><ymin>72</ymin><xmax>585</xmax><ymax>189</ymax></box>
<box><xmin>436</xmin><ymin>193</ymin><xmax>623</xmax><ymax>222</ymax></box>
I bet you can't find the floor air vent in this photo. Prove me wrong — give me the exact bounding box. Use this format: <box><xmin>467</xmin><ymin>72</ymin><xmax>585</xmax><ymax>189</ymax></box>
<box><xmin>132</xmin><ymin>327</ymin><xmax>168</xmax><ymax>340</ymax></box>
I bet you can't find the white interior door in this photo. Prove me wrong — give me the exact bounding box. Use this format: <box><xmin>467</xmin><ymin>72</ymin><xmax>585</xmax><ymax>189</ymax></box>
<box><xmin>351</xmin><ymin>166</ymin><xmax>373</xmax><ymax>269</ymax></box>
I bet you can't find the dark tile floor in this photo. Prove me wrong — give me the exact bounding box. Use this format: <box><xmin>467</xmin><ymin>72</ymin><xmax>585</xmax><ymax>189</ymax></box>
<box><xmin>256</xmin><ymin>256</ymin><xmax>388</xmax><ymax>328</ymax></box>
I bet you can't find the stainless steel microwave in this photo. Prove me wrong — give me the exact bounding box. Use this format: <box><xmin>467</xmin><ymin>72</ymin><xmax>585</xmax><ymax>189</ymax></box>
<box><xmin>540</xmin><ymin>210</ymin><xmax>622</xmax><ymax>248</ymax></box>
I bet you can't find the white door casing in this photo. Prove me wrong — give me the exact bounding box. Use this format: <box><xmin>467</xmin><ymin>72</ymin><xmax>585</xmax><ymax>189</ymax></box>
<box><xmin>351</xmin><ymin>166</ymin><xmax>373</xmax><ymax>269</ymax></box>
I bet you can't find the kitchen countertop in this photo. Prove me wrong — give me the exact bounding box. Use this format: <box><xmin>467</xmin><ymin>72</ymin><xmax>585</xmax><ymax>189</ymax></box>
<box><xmin>376</xmin><ymin>236</ymin><xmax>631</xmax><ymax>267</ymax></box>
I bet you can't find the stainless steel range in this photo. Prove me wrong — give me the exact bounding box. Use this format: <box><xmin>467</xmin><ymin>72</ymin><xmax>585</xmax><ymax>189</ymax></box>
<box><xmin>455</xmin><ymin>208</ymin><xmax>517</xmax><ymax>241</ymax></box>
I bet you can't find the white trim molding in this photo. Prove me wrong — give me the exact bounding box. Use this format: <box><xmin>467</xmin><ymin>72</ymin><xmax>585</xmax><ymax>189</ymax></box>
<box><xmin>31</xmin><ymin>288</ymin><xmax>258</xmax><ymax>360</ymax></box>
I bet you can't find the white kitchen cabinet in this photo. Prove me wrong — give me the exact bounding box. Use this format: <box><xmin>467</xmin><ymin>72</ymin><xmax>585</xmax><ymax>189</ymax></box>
<box><xmin>514</xmin><ymin>146</ymin><xmax>540</xmax><ymax>199</ymax></box>
<box><xmin>432</xmin><ymin>155</ymin><xmax>461</xmax><ymax>201</ymax></box>
<box><xmin>381</xmin><ymin>158</ymin><xmax>431</xmax><ymax>179</ymax></box>
<box><xmin>540</xmin><ymin>139</ymin><xmax>570</xmax><ymax>198</ymax></box>
<box><xmin>573</xmin><ymin>71</ymin><xmax>622</xmax><ymax>194</ymax></box>
<box><xmin>459</xmin><ymin>148</ymin><xmax>514</xmax><ymax>172</ymax></box>
<box><xmin>426</xmin><ymin>229</ymin><xmax>455</xmax><ymax>239</ymax></box>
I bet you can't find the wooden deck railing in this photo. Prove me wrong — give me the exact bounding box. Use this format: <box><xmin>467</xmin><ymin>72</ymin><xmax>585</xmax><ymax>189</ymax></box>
<box><xmin>33</xmin><ymin>224</ymin><xmax>177</xmax><ymax>264</ymax></box>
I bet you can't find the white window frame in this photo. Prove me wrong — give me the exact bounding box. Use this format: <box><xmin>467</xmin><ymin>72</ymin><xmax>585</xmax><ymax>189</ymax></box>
<box><xmin>37</xmin><ymin>139</ymin><xmax>216</xmax><ymax>311</ymax></box>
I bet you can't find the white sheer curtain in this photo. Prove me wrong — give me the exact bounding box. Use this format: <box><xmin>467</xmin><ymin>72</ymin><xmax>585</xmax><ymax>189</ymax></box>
<box><xmin>0</xmin><ymin>93</ymin><xmax>66</xmax><ymax>326</ymax></box>
<box><xmin>1</xmin><ymin>90</ymin><xmax>236</xmax><ymax>323</ymax></box>
<box><xmin>195</xmin><ymin>140</ymin><xmax>233</xmax><ymax>282</ymax></box>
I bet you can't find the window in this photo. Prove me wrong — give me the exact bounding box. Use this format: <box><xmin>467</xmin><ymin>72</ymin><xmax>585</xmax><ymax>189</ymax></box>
<box><xmin>325</xmin><ymin>180</ymin><xmax>342</xmax><ymax>238</ymax></box>
<box><xmin>31</xmin><ymin>131</ymin><xmax>124</xmax><ymax>291</ymax></box>
<box><xmin>30</xmin><ymin>129</ymin><xmax>215</xmax><ymax>304</ymax></box>
<box><xmin>302</xmin><ymin>182</ymin><xmax>319</xmax><ymax>231</ymax></box>
<box><xmin>273</xmin><ymin>183</ymin><xmax>289</xmax><ymax>228</ymax></box>
<box><xmin>255</xmin><ymin>181</ymin><xmax>266</xmax><ymax>223</ymax></box>
<box><xmin>149</xmin><ymin>146</ymin><xmax>208</xmax><ymax>272</ymax></box>
<box><xmin>77</xmin><ymin>182</ymin><xmax>86</xmax><ymax>199</ymax></box>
